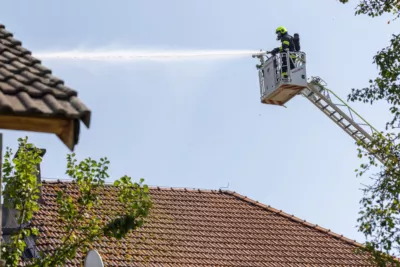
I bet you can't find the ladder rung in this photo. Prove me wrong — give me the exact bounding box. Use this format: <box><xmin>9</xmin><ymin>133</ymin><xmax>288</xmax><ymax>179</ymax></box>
<box><xmin>355</xmin><ymin>133</ymin><xmax>364</xmax><ymax>139</ymax></box>
<box><xmin>305</xmin><ymin>83</ymin><xmax>381</xmax><ymax>163</ymax></box>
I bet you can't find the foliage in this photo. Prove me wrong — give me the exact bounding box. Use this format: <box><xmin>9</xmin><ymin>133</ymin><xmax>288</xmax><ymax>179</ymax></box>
<box><xmin>1</xmin><ymin>137</ymin><xmax>152</xmax><ymax>267</ymax></box>
<box><xmin>348</xmin><ymin>33</ymin><xmax>400</xmax><ymax>129</ymax></box>
<box><xmin>338</xmin><ymin>0</ymin><xmax>399</xmax><ymax>19</ymax></box>
<box><xmin>338</xmin><ymin>0</ymin><xmax>400</xmax><ymax>266</ymax></box>
<box><xmin>355</xmin><ymin>132</ymin><xmax>400</xmax><ymax>266</ymax></box>
<box><xmin>2</xmin><ymin>138</ymin><xmax>42</xmax><ymax>266</ymax></box>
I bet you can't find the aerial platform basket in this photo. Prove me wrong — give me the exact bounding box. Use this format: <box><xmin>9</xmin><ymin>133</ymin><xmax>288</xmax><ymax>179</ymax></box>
<box><xmin>253</xmin><ymin>51</ymin><xmax>307</xmax><ymax>106</ymax></box>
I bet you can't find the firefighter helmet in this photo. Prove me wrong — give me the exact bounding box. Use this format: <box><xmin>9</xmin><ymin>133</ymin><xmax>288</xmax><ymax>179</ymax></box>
<box><xmin>275</xmin><ymin>26</ymin><xmax>287</xmax><ymax>40</ymax></box>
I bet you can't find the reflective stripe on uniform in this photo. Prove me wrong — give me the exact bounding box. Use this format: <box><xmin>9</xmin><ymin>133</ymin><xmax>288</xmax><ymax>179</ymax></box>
<box><xmin>282</xmin><ymin>40</ymin><xmax>290</xmax><ymax>46</ymax></box>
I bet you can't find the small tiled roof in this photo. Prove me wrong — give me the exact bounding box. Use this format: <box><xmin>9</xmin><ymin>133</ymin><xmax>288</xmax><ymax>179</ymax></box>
<box><xmin>0</xmin><ymin>24</ymin><xmax>91</xmax><ymax>150</ymax></box>
<box><xmin>26</xmin><ymin>180</ymin><xmax>378</xmax><ymax>266</ymax></box>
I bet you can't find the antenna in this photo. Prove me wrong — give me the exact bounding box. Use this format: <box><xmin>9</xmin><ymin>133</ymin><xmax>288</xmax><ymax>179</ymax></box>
<box><xmin>84</xmin><ymin>250</ymin><xmax>104</xmax><ymax>267</ymax></box>
<box><xmin>219</xmin><ymin>182</ymin><xmax>230</xmax><ymax>190</ymax></box>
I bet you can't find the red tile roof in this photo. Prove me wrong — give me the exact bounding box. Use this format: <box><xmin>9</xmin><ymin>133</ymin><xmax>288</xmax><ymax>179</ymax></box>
<box><xmin>26</xmin><ymin>180</ymin><xmax>378</xmax><ymax>266</ymax></box>
<box><xmin>0</xmin><ymin>24</ymin><xmax>91</xmax><ymax>150</ymax></box>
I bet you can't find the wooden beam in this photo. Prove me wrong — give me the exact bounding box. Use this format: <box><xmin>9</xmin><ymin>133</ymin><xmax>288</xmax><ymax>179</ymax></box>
<box><xmin>57</xmin><ymin>120</ymin><xmax>75</xmax><ymax>151</ymax></box>
<box><xmin>0</xmin><ymin>115</ymin><xmax>75</xmax><ymax>151</ymax></box>
<box><xmin>0</xmin><ymin>115</ymin><xmax>70</xmax><ymax>135</ymax></box>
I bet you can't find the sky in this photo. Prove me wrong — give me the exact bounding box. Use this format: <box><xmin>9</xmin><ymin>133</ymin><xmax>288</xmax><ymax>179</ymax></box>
<box><xmin>0</xmin><ymin>0</ymin><xmax>398</xmax><ymax>243</ymax></box>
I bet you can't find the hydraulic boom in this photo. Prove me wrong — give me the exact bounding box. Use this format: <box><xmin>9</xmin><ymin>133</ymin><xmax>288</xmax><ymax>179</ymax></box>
<box><xmin>302</xmin><ymin>77</ymin><xmax>383</xmax><ymax>164</ymax></box>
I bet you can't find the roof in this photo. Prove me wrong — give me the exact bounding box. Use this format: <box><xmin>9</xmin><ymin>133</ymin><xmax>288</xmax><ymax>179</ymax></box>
<box><xmin>25</xmin><ymin>180</ymin><xmax>377</xmax><ymax>266</ymax></box>
<box><xmin>0</xmin><ymin>24</ymin><xmax>91</xmax><ymax>150</ymax></box>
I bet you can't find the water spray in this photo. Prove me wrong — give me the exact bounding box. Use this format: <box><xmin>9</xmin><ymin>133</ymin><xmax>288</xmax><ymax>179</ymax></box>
<box><xmin>33</xmin><ymin>48</ymin><xmax>264</xmax><ymax>62</ymax></box>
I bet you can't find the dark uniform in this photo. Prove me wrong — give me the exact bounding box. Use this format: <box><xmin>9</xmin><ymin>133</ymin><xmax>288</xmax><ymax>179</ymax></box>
<box><xmin>271</xmin><ymin>32</ymin><xmax>296</xmax><ymax>78</ymax></box>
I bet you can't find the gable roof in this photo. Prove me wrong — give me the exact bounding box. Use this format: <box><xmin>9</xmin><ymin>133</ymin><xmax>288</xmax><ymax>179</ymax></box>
<box><xmin>24</xmin><ymin>180</ymin><xmax>377</xmax><ymax>266</ymax></box>
<box><xmin>0</xmin><ymin>24</ymin><xmax>91</xmax><ymax>150</ymax></box>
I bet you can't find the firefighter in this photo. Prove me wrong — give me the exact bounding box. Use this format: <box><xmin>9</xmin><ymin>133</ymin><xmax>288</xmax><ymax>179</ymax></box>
<box><xmin>270</xmin><ymin>26</ymin><xmax>296</xmax><ymax>78</ymax></box>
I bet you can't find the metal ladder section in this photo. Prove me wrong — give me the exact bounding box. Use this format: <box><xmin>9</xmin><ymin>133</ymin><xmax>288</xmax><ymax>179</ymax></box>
<box><xmin>301</xmin><ymin>76</ymin><xmax>384</xmax><ymax>164</ymax></box>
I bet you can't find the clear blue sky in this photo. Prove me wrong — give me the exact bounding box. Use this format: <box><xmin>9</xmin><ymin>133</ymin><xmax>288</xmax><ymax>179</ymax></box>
<box><xmin>0</xmin><ymin>0</ymin><xmax>397</xmax><ymax>243</ymax></box>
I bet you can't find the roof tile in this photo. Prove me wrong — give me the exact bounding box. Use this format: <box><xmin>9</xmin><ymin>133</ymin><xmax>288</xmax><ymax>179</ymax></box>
<box><xmin>18</xmin><ymin>181</ymin><xmax>383</xmax><ymax>266</ymax></box>
<box><xmin>0</xmin><ymin>24</ymin><xmax>91</xmax><ymax>149</ymax></box>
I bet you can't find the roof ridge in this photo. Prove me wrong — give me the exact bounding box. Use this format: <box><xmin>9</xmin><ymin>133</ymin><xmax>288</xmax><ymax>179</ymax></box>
<box><xmin>41</xmin><ymin>178</ymin><xmax>227</xmax><ymax>193</ymax></box>
<box><xmin>42</xmin><ymin>179</ymin><xmax>234</xmax><ymax>194</ymax></box>
<box><xmin>223</xmin><ymin>190</ymin><xmax>366</xmax><ymax>249</ymax></box>
<box><xmin>228</xmin><ymin>191</ymin><xmax>400</xmax><ymax>263</ymax></box>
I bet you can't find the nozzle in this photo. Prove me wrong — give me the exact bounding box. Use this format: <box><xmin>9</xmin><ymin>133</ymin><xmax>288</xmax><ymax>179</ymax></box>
<box><xmin>251</xmin><ymin>50</ymin><xmax>268</xmax><ymax>58</ymax></box>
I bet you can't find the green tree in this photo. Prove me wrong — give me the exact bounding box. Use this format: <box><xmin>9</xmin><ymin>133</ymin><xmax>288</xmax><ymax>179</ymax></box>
<box><xmin>338</xmin><ymin>0</ymin><xmax>400</xmax><ymax>266</ymax></box>
<box><xmin>1</xmin><ymin>137</ymin><xmax>152</xmax><ymax>267</ymax></box>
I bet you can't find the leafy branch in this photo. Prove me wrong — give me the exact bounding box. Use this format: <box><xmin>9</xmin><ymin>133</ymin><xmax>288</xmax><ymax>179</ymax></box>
<box><xmin>2</xmin><ymin>137</ymin><xmax>42</xmax><ymax>266</ymax></box>
<box><xmin>1</xmin><ymin>137</ymin><xmax>152</xmax><ymax>266</ymax></box>
<box><xmin>348</xmin><ymin>33</ymin><xmax>400</xmax><ymax>129</ymax></box>
<box><xmin>337</xmin><ymin>1</ymin><xmax>400</xmax><ymax>265</ymax></box>
<box><xmin>355</xmin><ymin>133</ymin><xmax>400</xmax><ymax>265</ymax></box>
<box><xmin>338</xmin><ymin>0</ymin><xmax>400</xmax><ymax>20</ymax></box>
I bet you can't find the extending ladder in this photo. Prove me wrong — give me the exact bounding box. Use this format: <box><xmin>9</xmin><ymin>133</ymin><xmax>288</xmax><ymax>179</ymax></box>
<box><xmin>301</xmin><ymin>76</ymin><xmax>384</xmax><ymax>164</ymax></box>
